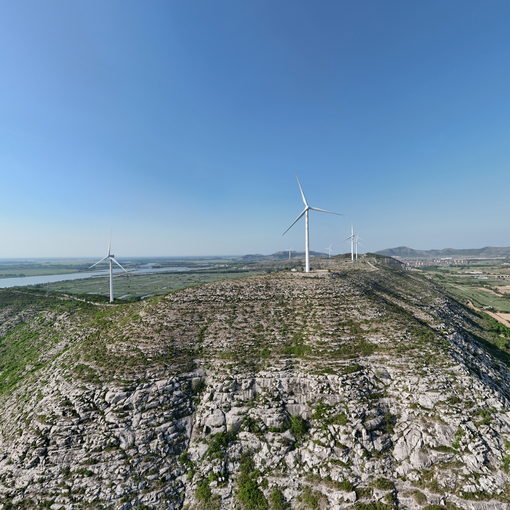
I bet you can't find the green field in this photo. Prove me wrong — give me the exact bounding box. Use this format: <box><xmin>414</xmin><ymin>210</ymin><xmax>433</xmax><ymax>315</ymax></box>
<box><xmin>27</xmin><ymin>268</ymin><xmax>267</xmax><ymax>301</ymax></box>
<box><xmin>420</xmin><ymin>262</ymin><xmax>510</xmax><ymax>313</ymax></box>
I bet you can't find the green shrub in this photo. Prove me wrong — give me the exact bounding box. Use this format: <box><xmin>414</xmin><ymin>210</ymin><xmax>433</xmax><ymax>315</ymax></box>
<box><xmin>335</xmin><ymin>479</ymin><xmax>354</xmax><ymax>491</ymax></box>
<box><xmin>354</xmin><ymin>503</ymin><xmax>391</xmax><ymax>510</ymax></box>
<box><xmin>502</xmin><ymin>454</ymin><xmax>510</xmax><ymax>473</ymax></box>
<box><xmin>412</xmin><ymin>490</ymin><xmax>427</xmax><ymax>504</ymax></box>
<box><xmin>300</xmin><ymin>486</ymin><xmax>322</xmax><ymax>508</ymax></box>
<box><xmin>195</xmin><ymin>478</ymin><xmax>221</xmax><ymax>509</ymax></box>
<box><xmin>196</xmin><ymin>480</ymin><xmax>212</xmax><ymax>502</ymax></box>
<box><xmin>237</xmin><ymin>453</ymin><xmax>268</xmax><ymax>510</ymax></box>
<box><xmin>452</xmin><ymin>427</ymin><xmax>464</xmax><ymax>449</ymax></box>
<box><xmin>269</xmin><ymin>489</ymin><xmax>289</xmax><ymax>510</ymax></box>
<box><xmin>372</xmin><ymin>478</ymin><xmax>394</xmax><ymax>490</ymax></box>
<box><xmin>282</xmin><ymin>332</ymin><xmax>311</xmax><ymax>357</ymax></box>
<box><xmin>475</xmin><ymin>408</ymin><xmax>492</xmax><ymax>425</ymax></box>
<box><xmin>289</xmin><ymin>415</ymin><xmax>309</xmax><ymax>442</ymax></box>
<box><xmin>311</xmin><ymin>403</ymin><xmax>348</xmax><ymax>427</ymax></box>
<box><xmin>206</xmin><ymin>430</ymin><xmax>237</xmax><ymax>459</ymax></box>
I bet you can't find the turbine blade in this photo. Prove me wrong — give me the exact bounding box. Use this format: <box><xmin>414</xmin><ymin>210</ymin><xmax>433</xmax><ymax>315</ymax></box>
<box><xmin>113</xmin><ymin>271</ymin><xmax>132</xmax><ymax>277</ymax></box>
<box><xmin>89</xmin><ymin>256</ymin><xmax>108</xmax><ymax>269</ymax></box>
<box><xmin>282</xmin><ymin>209</ymin><xmax>306</xmax><ymax>236</ymax></box>
<box><xmin>296</xmin><ymin>177</ymin><xmax>308</xmax><ymax>206</ymax></box>
<box><xmin>310</xmin><ymin>207</ymin><xmax>342</xmax><ymax>216</ymax></box>
<box><xmin>112</xmin><ymin>258</ymin><xmax>128</xmax><ymax>272</ymax></box>
<box><xmin>345</xmin><ymin>235</ymin><xmax>354</xmax><ymax>241</ymax></box>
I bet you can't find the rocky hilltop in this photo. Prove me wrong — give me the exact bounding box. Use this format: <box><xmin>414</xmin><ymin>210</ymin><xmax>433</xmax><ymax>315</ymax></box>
<box><xmin>0</xmin><ymin>257</ymin><xmax>509</xmax><ymax>510</ymax></box>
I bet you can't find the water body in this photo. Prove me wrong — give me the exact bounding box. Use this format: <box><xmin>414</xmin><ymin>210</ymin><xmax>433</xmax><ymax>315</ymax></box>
<box><xmin>0</xmin><ymin>266</ymin><xmax>194</xmax><ymax>289</ymax></box>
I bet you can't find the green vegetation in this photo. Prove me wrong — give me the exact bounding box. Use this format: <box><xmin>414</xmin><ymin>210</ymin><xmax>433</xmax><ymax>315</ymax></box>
<box><xmin>372</xmin><ymin>478</ymin><xmax>394</xmax><ymax>491</ymax></box>
<box><xmin>354</xmin><ymin>503</ymin><xmax>392</xmax><ymax>510</ymax></box>
<box><xmin>475</xmin><ymin>408</ymin><xmax>492</xmax><ymax>425</ymax></box>
<box><xmin>195</xmin><ymin>479</ymin><xmax>221</xmax><ymax>510</ymax></box>
<box><xmin>299</xmin><ymin>486</ymin><xmax>324</xmax><ymax>508</ymax></box>
<box><xmin>30</xmin><ymin>267</ymin><xmax>265</xmax><ymax>301</ymax></box>
<box><xmin>452</xmin><ymin>427</ymin><xmax>464</xmax><ymax>450</ymax></box>
<box><xmin>0</xmin><ymin>291</ymin><xmax>94</xmax><ymax>395</ymax></box>
<box><xmin>502</xmin><ymin>440</ymin><xmax>510</xmax><ymax>473</ymax></box>
<box><xmin>288</xmin><ymin>415</ymin><xmax>309</xmax><ymax>442</ymax></box>
<box><xmin>412</xmin><ymin>490</ymin><xmax>427</xmax><ymax>504</ymax></box>
<box><xmin>335</xmin><ymin>479</ymin><xmax>355</xmax><ymax>491</ymax></box>
<box><xmin>206</xmin><ymin>430</ymin><xmax>238</xmax><ymax>459</ymax></box>
<box><xmin>281</xmin><ymin>332</ymin><xmax>311</xmax><ymax>357</ymax></box>
<box><xmin>269</xmin><ymin>489</ymin><xmax>290</xmax><ymax>510</ymax></box>
<box><xmin>311</xmin><ymin>403</ymin><xmax>348</xmax><ymax>427</ymax></box>
<box><xmin>236</xmin><ymin>453</ymin><xmax>268</xmax><ymax>510</ymax></box>
<box><xmin>413</xmin><ymin>261</ymin><xmax>510</xmax><ymax>365</ymax></box>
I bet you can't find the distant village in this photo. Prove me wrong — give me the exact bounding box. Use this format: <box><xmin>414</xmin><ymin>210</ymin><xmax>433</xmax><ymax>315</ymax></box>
<box><xmin>400</xmin><ymin>257</ymin><xmax>510</xmax><ymax>279</ymax></box>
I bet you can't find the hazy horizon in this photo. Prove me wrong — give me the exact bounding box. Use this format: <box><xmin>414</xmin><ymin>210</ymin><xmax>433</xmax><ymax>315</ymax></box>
<box><xmin>2</xmin><ymin>243</ymin><xmax>510</xmax><ymax>261</ymax></box>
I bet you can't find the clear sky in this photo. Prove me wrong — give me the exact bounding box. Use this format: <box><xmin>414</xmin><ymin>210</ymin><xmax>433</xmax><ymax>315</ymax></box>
<box><xmin>1</xmin><ymin>0</ymin><xmax>510</xmax><ymax>257</ymax></box>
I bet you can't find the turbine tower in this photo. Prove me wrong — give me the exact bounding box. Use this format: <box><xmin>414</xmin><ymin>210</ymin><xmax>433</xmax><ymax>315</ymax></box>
<box><xmin>283</xmin><ymin>178</ymin><xmax>341</xmax><ymax>273</ymax></box>
<box><xmin>346</xmin><ymin>225</ymin><xmax>355</xmax><ymax>262</ymax></box>
<box><xmin>354</xmin><ymin>232</ymin><xmax>361</xmax><ymax>260</ymax></box>
<box><xmin>90</xmin><ymin>240</ymin><xmax>128</xmax><ymax>303</ymax></box>
<box><xmin>326</xmin><ymin>244</ymin><xmax>333</xmax><ymax>258</ymax></box>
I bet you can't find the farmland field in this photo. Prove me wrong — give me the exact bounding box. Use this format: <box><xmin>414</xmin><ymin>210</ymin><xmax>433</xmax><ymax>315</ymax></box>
<box><xmin>419</xmin><ymin>260</ymin><xmax>510</xmax><ymax>314</ymax></box>
<box><xmin>26</xmin><ymin>268</ymin><xmax>267</xmax><ymax>301</ymax></box>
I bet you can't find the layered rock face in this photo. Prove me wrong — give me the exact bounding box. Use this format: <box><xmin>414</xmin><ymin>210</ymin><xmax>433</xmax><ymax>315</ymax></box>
<box><xmin>0</xmin><ymin>259</ymin><xmax>509</xmax><ymax>509</ymax></box>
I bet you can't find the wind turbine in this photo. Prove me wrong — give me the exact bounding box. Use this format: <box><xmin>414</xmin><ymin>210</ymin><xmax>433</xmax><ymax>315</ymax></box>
<box><xmin>283</xmin><ymin>178</ymin><xmax>342</xmax><ymax>273</ymax></box>
<box><xmin>287</xmin><ymin>248</ymin><xmax>292</xmax><ymax>260</ymax></box>
<box><xmin>346</xmin><ymin>225</ymin><xmax>355</xmax><ymax>262</ymax></box>
<box><xmin>354</xmin><ymin>232</ymin><xmax>361</xmax><ymax>260</ymax></box>
<box><xmin>90</xmin><ymin>240</ymin><xmax>128</xmax><ymax>303</ymax></box>
<box><xmin>326</xmin><ymin>244</ymin><xmax>333</xmax><ymax>258</ymax></box>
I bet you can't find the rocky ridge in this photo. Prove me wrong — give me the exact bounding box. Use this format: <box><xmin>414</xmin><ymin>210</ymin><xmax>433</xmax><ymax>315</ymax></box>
<box><xmin>0</xmin><ymin>257</ymin><xmax>509</xmax><ymax>509</ymax></box>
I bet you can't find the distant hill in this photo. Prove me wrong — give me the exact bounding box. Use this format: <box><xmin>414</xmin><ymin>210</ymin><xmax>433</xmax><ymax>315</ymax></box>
<box><xmin>240</xmin><ymin>250</ymin><xmax>327</xmax><ymax>261</ymax></box>
<box><xmin>376</xmin><ymin>245</ymin><xmax>510</xmax><ymax>259</ymax></box>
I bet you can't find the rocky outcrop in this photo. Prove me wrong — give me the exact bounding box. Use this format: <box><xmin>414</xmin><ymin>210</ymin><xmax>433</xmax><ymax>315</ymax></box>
<box><xmin>0</xmin><ymin>259</ymin><xmax>509</xmax><ymax>509</ymax></box>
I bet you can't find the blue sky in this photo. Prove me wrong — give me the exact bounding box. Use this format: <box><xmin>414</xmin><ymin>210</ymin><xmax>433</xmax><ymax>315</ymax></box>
<box><xmin>1</xmin><ymin>0</ymin><xmax>510</xmax><ymax>257</ymax></box>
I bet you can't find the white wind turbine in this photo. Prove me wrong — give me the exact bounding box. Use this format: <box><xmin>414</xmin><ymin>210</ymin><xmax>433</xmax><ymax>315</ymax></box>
<box><xmin>283</xmin><ymin>178</ymin><xmax>342</xmax><ymax>273</ymax></box>
<box><xmin>90</xmin><ymin>240</ymin><xmax>128</xmax><ymax>303</ymax></box>
<box><xmin>326</xmin><ymin>244</ymin><xmax>333</xmax><ymax>258</ymax></box>
<box><xmin>346</xmin><ymin>225</ymin><xmax>355</xmax><ymax>262</ymax></box>
<box><xmin>354</xmin><ymin>232</ymin><xmax>361</xmax><ymax>260</ymax></box>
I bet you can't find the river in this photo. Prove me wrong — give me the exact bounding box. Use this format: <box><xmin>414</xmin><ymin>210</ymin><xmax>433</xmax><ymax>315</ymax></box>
<box><xmin>0</xmin><ymin>266</ymin><xmax>194</xmax><ymax>289</ymax></box>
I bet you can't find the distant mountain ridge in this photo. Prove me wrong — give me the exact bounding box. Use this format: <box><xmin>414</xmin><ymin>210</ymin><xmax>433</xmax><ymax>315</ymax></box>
<box><xmin>377</xmin><ymin>245</ymin><xmax>510</xmax><ymax>259</ymax></box>
<box><xmin>240</xmin><ymin>250</ymin><xmax>327</xmax><ymax>261</ymax></box>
